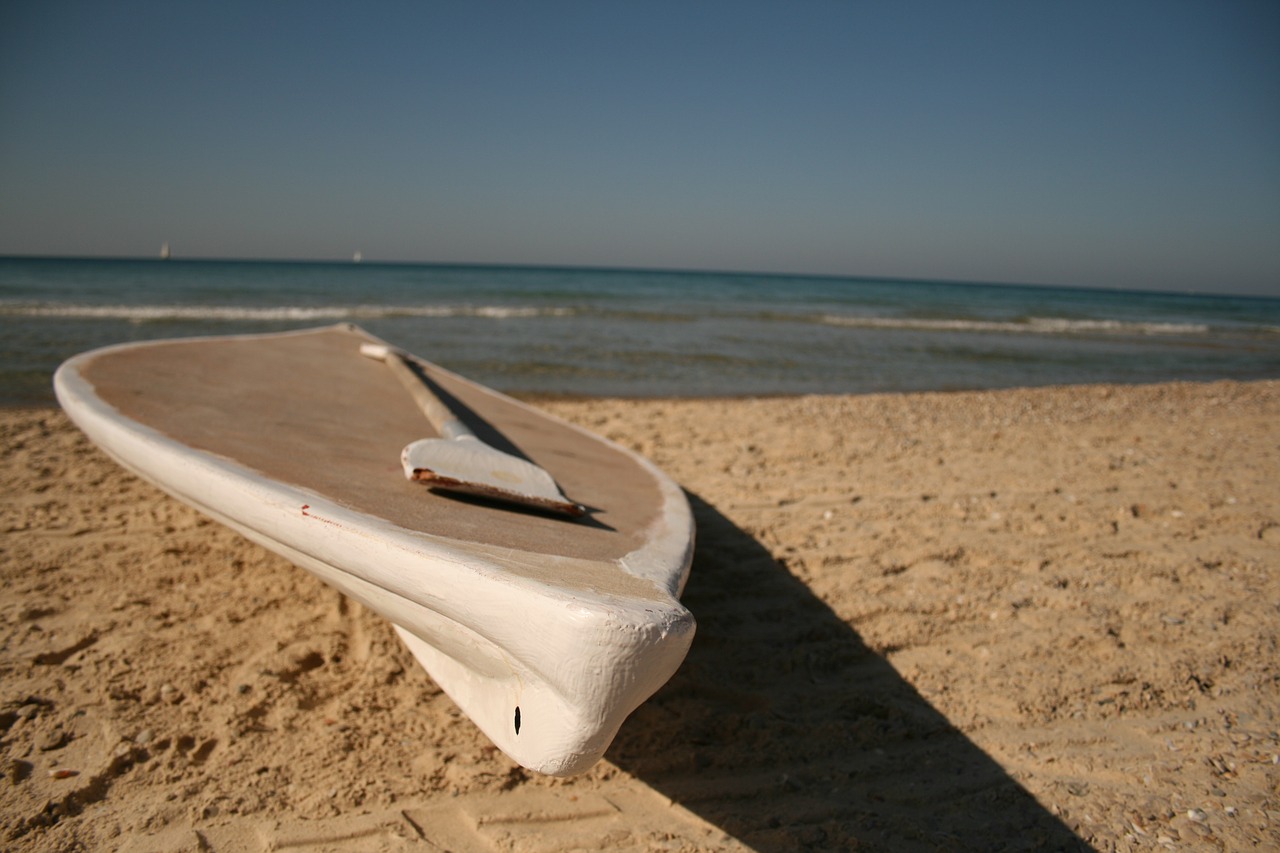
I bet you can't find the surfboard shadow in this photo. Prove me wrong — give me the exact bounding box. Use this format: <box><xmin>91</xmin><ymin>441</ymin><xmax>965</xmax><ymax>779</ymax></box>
<box><xmin>607</xmin><ymin>492</ymin><xmax>1091</xmax><ymax>852</ymax></box>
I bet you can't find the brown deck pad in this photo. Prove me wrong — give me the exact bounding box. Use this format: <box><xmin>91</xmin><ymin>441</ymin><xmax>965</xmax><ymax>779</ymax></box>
<box><xmin>80</xmin><ymin>325</ymin><xmax>660</xmax><ymax>564</ymax></box>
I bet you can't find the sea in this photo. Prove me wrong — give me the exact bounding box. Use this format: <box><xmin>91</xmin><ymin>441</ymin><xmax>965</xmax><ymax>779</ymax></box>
<box><xmin>2</xmin><ymin>257</ymin><xmax>1278</xmax><ymax>406</ymax></box>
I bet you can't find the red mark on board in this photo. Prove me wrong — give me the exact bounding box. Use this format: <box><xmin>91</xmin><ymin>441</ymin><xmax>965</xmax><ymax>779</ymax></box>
<box><xmin>300</xmin><ymin>504</ymin><xmax>340</xmax><ymax>527</ymax></box>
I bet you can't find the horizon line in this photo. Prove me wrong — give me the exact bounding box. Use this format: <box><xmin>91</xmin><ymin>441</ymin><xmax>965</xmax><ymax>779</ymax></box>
<box><xmin>1</xmin><ymin>252</ymin><xmax>1274</xmax><ymax>301</ymax></box>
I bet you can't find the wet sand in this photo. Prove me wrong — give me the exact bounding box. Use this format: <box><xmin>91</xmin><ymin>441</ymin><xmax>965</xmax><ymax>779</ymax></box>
<box><xmin>3</xmin><ymin>380</ymin><xmax>1278</xmax><ymax>851</ymax></box>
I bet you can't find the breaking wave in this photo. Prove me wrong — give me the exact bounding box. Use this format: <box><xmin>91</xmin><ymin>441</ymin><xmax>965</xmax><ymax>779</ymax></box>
<box><xmin>815</xmin><ymin>314</ymin><xmax>1213</xmax><ymax>336</ymax></box>
<box><xmin>0</xmin><ymin>303</ymin><xmax>575</xmax><ymax>322</ymax></box>
<box><xmin>2</xmin><ymin>301</ymin><xmax>1269</xmax><ymax>340</ymax></box>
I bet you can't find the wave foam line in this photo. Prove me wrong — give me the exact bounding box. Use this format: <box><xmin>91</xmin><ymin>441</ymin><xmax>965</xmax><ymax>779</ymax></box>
<box><xmin>0</xmin><ymin>304</ymin><xmax>574</xmax><ymax>321</ymax></box>
<box><xmin>817</xmin><ymin>314</ymin><xmax>1211</xmax><ymax>336</ymax></box>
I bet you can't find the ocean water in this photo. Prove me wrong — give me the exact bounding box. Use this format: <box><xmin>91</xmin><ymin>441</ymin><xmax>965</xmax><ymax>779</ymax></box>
<box><xmin>2</xmin><ymin>257</ymin><xmax>1278</xmax><ymax>406</ymax></box>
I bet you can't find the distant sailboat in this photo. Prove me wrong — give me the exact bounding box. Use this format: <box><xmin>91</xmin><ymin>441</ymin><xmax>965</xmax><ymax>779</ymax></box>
<box><xmin>160</xmin><ymin>242</ymin><xmax>170</xmax><ymax>261</ymax></box>
<box><xmin>353</xmin><ymin>250</ymin><xmax>362</xmax><ymax>263</ymax></box>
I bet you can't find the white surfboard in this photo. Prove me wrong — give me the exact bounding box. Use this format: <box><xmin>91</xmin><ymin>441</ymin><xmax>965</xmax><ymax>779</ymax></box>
<box><xmin>54</xmin><ymin>324</ymin><xmax>695</xmax><ymax>776</ymax></box>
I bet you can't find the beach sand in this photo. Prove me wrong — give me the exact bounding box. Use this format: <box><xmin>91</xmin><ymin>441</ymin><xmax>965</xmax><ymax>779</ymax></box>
<box><xmin>3</xmin><ymin>380</ymin><xmax>1278</xmax><ymax>851</ymax></box>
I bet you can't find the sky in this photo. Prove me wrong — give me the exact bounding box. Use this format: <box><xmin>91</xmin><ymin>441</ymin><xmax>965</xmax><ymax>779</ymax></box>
<box><xmin>1</xmin><ymin>1</ymin><xmax>1277</xmax><ymax>295</ymax></box>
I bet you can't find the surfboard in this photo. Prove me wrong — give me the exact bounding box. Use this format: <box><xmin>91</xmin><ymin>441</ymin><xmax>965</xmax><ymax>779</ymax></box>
<box><xmin>53</xmin><ymin>324</ymin><xmax>695</xmax><ymax>776</ymax></box>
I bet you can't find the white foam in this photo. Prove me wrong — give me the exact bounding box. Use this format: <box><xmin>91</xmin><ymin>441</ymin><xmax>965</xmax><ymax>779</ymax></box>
<box><xmin>816</xmin><ymin>314</ymin><xmax>1210</xmax><ymax>336</ymax></box>
<box><xmin>0</xmin><ymin>303</ymin><xmax>573</xmax><ymax>322</ymax></box>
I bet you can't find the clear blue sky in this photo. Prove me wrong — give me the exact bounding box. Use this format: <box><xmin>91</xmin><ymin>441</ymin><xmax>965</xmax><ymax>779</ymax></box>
<box><xmin>2</xmin><ymin>1</ymin><xmax>1277</xmax><ymax>295</ymax></box>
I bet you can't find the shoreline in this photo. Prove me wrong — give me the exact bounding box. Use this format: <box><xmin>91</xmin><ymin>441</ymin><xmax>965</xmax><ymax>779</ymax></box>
<box><xmin>513</xmin><ymin>376</ymin><xmax>1280</xmax><ymax>404</ymax></box>
<box><xmin>4</xmin><ymin>379</ymin><xmax>1278</xmax><ymax>849</ymax></box>
<box><xmin>7</xmin><ymin>373</ymin><xmax>1278</xmax><ymax>411</ymax></box>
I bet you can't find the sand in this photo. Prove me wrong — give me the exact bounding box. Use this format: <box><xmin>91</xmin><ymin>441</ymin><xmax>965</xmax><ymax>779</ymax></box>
<box><xmin>2</xmin><ymin>380</ymin><xmax>1278</xmax><ymax>851</ymax></box>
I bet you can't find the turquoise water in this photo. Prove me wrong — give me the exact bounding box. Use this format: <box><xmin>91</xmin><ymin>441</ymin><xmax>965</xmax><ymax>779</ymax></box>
<box><xmin>2</xmin><ymin>257</ymin><xmax>1278</xmax><ymax>405</ymax></box>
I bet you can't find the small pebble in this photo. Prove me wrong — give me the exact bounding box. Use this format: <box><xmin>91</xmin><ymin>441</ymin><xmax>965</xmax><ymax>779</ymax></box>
<box><xmin>37</xmin><ymin>728</ymin><xmax>69</xmax><ymax>751</ymax></box>
<box><xmin>134</xmin><ymin>729</ymin><xmax>154</xmax><ymax>745</ymax></box>
<box><xmin>7</xmin><ymin>759</ymin><xmax>32</xmax><ymax>784</ymax></box>
<box><xmin>1186</xmin><ymin>808</ymin><xmax>1207</xmax><ymax>822</ymax></box>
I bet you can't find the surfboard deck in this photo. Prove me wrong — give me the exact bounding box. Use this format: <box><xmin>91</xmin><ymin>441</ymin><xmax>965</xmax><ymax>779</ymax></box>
<box><xmin>54</xmin><ymin>323</ymin><xmax>695</xmax><ymax>775</ymax></box>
